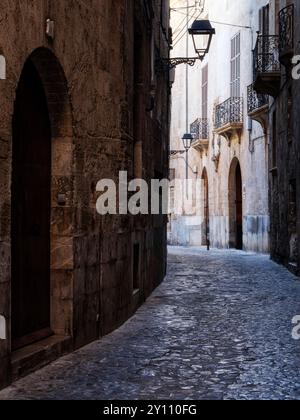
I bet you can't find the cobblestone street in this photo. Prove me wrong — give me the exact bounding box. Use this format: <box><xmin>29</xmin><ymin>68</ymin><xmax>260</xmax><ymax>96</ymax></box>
<box><xmin>1</xmin><ymin>247</ymin><xmax>300</xmax><ymax>400</ymax></box>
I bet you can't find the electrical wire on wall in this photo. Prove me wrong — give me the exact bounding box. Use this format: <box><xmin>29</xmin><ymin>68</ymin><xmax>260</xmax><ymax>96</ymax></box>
<box><xmin>171</xmin><ymin>0</ymin><xmax>205</xmax><ymax>47</ymax></box>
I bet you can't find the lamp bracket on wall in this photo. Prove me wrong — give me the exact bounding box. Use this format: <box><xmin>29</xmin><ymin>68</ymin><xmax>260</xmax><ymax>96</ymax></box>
<box><xmin>160</xmin><ymin>57</ymin><xmax>200</xmax><ymax>69</ymax></box>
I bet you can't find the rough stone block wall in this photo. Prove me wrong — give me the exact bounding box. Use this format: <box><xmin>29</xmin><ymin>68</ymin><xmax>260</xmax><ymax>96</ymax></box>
<box><xmin>0</xmin><ymin>0</ymin><xmax>170</xmax><ymax>388</ymax></box>
<box><xmin>269</xmin><ymin>0</ymin><xmax>300</xmax><ymax>275</ymax></box>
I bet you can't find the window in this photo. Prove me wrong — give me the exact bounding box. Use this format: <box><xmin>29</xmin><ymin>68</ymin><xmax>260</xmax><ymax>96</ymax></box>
<box><xmin>230</xmin><ymin>33</ymin><xmax>241</xmax><ymax>98</ymax></box>
<box><xmin>202</xmin><ymin>65</ymin><xmax>208</xmax><ymax>119</ymax></box>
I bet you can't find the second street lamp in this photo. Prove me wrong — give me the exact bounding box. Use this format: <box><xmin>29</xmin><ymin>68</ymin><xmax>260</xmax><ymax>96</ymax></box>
<box><xmin>182</xmin><ymin>133</ymin><xmax>193</xmax><ymax>197</ymax></box>
<box><xmin>182</xmin><ymin>133</ymin><xmax>193</xmax><ymax>151</ymax></box>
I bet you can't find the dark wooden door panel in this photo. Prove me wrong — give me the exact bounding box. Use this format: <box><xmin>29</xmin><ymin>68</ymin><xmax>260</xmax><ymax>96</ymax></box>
<box><xmin>12</xmin><ymin>59</ymin><xmax>52</xmax><ymax>350</ymax></box>
<box><xmin>235</xmin><ymin>165</ymin><xmax>243</xmax><ymax>250</ymax></box>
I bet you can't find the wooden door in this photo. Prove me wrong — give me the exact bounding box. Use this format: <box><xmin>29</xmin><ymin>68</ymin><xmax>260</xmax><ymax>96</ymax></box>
<box><xmin>235</xmin><ymin>164</ymin><xmax>243</xmax><ymax>250</ymax></box>
<box><xmin>11</xmin><ymin>59</ymin><xmax>52</xmax><ymax>350</ymax></box>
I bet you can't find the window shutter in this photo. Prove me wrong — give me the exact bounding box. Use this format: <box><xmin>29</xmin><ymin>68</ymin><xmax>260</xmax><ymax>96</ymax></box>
<box><xmin>230</xmin><ymin>32</ymin><xmax>241</xmax><ymax>98</ymax></box>
<box><xmin>263</xmin><ymin>5</ymin><xmax>270</xmax><ymax>35</ymax></box>
<box><xmin>259</xmin><ymin>5</ymin><xmax>270</xmax><ymax>35</ymax></box>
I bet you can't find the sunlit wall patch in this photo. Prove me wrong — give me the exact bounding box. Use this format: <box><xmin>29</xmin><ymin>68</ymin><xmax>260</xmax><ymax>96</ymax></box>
<box><xmin>0</xmin><ymin>54</ymin><xmax>6</xmax><ymax>80</ymax></box>
<box><xmin>0</xmin><ymin>315</ymin><xmax>6</xmax><ymax>340</ymax></box>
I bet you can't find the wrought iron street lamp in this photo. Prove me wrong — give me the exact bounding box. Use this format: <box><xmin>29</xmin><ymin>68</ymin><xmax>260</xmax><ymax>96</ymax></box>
<box><xmin>182</xmin><ymin>133</ymin><xmax>193</xmax><ymax>151</ymax></box>
<box><xmin>160</xmin><ymin>19</ymin><xmax>215</xmax><ymax>69</ymax></box>
<box><xmin>182</xmin><ymin>133</ymin><xmax>193</xmax><ymax>196</ymax></box>
<box><xmin>189</xmin><ymin>20</ymin><xmax>216</xmax><ymax>61</ymax></box>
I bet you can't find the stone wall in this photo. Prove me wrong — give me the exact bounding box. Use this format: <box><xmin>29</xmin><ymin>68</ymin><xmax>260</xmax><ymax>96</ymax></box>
<box><xmin>0</xmin><ymin>0</ymin><xmax>170</xmax><ymax>388</ymax></box>
<box><xmin>269</xmin><ymin>0</ymin><xmax>300</xmax><ymax>275</ymax></box>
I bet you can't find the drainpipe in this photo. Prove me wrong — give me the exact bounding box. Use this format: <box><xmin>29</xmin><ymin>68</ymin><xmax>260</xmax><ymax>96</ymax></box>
<box><xmin>247</xmin><ymin>117</ymin><xmax>254</xmax><ymax>153</ymax></box>
<box><xmin>186</xmin><ymin>0</ymin><xmax>190</xmax><ymax>198</ymax></box>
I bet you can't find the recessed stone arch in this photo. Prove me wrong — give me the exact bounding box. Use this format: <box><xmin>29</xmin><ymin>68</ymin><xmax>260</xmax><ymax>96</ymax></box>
<box><xmin>11</xmin><ymin>47</ymin><xmax>74</xmax><ymax>350</ymax></box>
<box><xmin>228</xmin><ymin>157</ymin><xmax>243</xmax><ymax>249</ymax></box>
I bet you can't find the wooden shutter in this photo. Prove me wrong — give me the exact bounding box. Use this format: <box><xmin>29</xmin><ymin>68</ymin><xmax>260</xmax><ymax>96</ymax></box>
<box><xmin>259</xmin><ymin>5</ymin><xmax>270</xmax><ymax>35</ymax></box>
<box><xmin>230</xmin><ymin>33</ymin><xmax>241</xmax><ymax>97</ymax></box>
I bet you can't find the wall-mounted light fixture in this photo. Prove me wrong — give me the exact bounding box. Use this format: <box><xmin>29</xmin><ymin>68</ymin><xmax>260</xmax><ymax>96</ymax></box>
<box><xmin>161</xmin><ymin>19</ymin><xmax>215</xmax><ymax>69</ymax></box>
<box><xmin>0</xmin><ymin>55</ymin><xmax>6</xmax><ymax>80</ymax></box>
<box><xmin>182</xmin><ymin>133</ymin><xmax>193</xmax><ymax>194</ymax></box>
<box><xmin>46</xmin><ymin>19</ymin><xmax>55</xmax><ymax>40</ymax></box>
<box><xmin>182</xmin><ymin>133</ymin><xmax>193</xmax><ymax>151</ymax></box>
<box><xmin>189</xmin><ymin>20</ymin><xmax>216</xmax><ymax>61</ymax></box>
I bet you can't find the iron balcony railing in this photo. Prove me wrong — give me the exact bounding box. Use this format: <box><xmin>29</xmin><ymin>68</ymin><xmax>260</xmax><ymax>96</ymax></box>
<box><xmin>279</xmin><ymin>4</ymin><xmax>294</xmax><ymax>56</ymax></box>
<box><xmin>214</xmin><ymin>97</ymin><xmax>243</xmax><ymax>130</ymax></box>
<box><xmin>247</xmin><ymin>84</ymin><xmax>268</xmax><ymax>114</ymax></box>
<box><xmin>253</xmin><ymin>35</ymin><xmax>280</xmax><ymax>79</ymax></box>
<box><xmin>190</xmin><ymin>118</ymin><xmax>209</xmax><ymax>140</ymax></box>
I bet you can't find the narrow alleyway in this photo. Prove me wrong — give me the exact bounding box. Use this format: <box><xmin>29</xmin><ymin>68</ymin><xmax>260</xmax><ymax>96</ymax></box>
<box><xmin>1</xmin><ymin>247</ymin><xmax>300</xmax><ymax>400</ymax></box>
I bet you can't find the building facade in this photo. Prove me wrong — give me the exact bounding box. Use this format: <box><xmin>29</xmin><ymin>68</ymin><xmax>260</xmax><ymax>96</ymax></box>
<box><xmin>169</xmin><ymin>0</ymin><xmax>270</xmax><ymax>254</ymax></box>
<box><xmin>0</xmin><ymin>0</ymin><xmax>170</xmax><ymax>389</ymax></box>
<box><xmin>257</xmin><ymin>0</ymin><xmax>300</xmax><ymax>274</ymax></box>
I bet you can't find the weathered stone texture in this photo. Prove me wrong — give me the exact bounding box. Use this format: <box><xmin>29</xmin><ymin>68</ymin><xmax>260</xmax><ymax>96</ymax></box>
<box><xmin>269</xmin><ymin>0</ymin><xmax>300</xmax><ymax>275</ymax></box>
<box><xmin>0</xmin><ymin>0</ymin><xmax>170</xmax><ymax>388</ymax></box>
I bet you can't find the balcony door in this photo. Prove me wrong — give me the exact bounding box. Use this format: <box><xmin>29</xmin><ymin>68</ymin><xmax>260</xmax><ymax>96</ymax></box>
<box><xmin>259</xmin><ymin>4</ymin><xmax>270</xmax><ymax>36</ymax></box>
<box><xmin>259</xmin><ymin>4</ymin><xmax>270</xmax><ymax>72</ymax></box>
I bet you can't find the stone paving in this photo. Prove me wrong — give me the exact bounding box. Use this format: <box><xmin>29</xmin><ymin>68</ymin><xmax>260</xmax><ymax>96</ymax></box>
<box><xmin>1</xmin><ymin>247</ymin><xmax>300</xmax><ymax>400</ymax></box>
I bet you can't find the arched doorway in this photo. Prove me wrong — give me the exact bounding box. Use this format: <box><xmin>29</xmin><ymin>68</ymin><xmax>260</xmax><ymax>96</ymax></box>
<box><xmin>228</xmin><ymin>158</ymin><xmax>243</xmax><ymax>250</ymax></box>
<box><xmin>11</xmin><ymin>49</ymin><xmax>73</xmax><ymax>350</ymax></box>
<box><xmin>201</xmin><ymin>168</ymin><xmax>210</xmax><ymax>246</ymax></box>
<box><xmin>11</xmin><ymin>58</ymin><xmax>52</xmax><ymax>349</ymax></box>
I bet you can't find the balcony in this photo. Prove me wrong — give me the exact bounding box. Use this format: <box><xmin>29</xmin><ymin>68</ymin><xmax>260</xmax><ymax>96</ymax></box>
<box><xmin>214</xmin><ymin>97</ymin><xmax>243</xmax><ymax>144</ymax></box>
<box><xmin>279</xmin><ymin>4</ymin><xmax>294</xmax><ymax>66</ymax></box>
<box><xmin>253</xmin><ymin>35</ymin><xmax>281</xmax><ymax>97</ymax></box>
<box><xmin>190</xmin><ymin>118</ymin><xmax>209</xmax><ymax>153</ymax></box>
<box><xmin>247</xmin><ymin>84</ymin><xmax>269</xmax><ymax>133</ymax></box>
